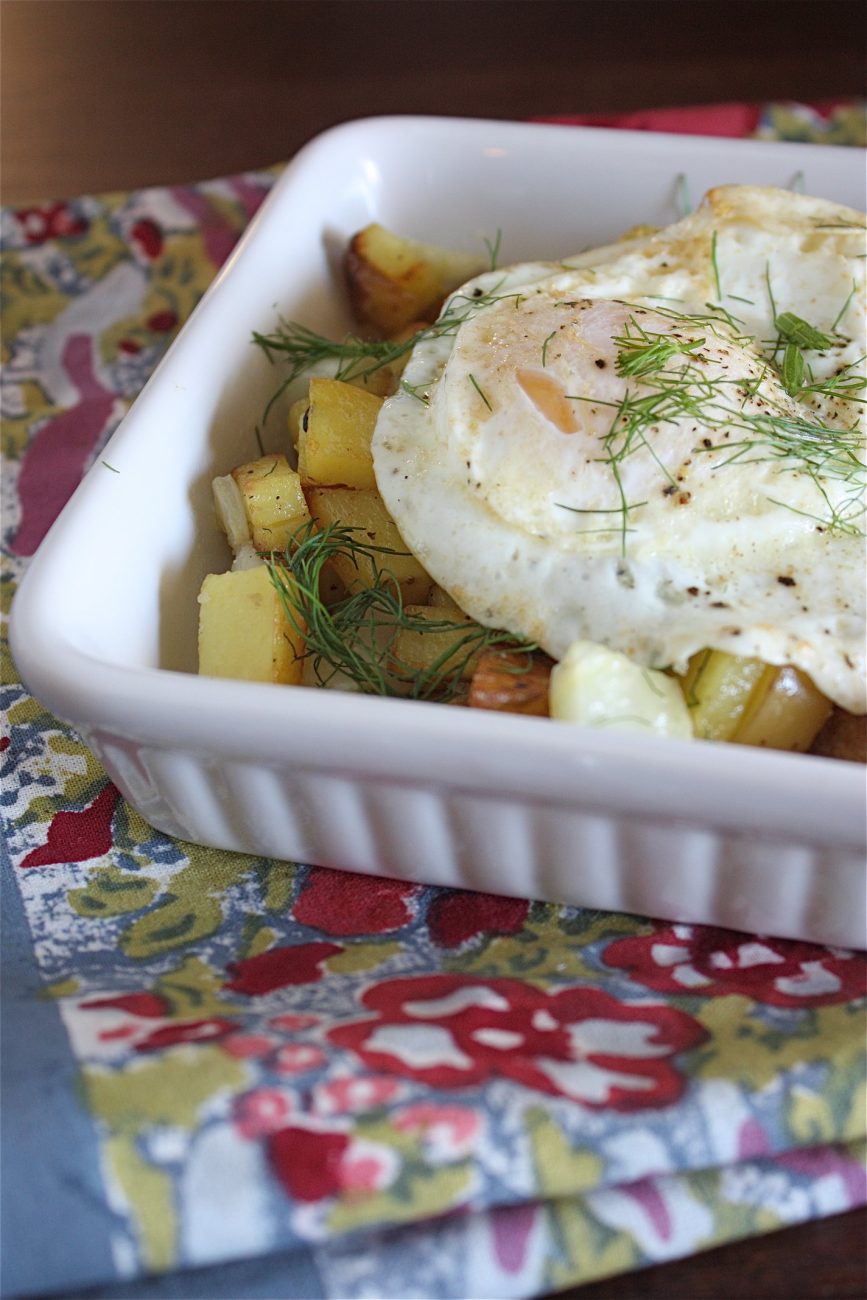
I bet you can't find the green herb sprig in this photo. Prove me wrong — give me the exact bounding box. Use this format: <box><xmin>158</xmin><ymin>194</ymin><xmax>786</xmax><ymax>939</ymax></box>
<box><xmin>266</xmin><ymin>522</ymin><xmax>534</xmax><ymax>701</ymax></box>
<box><xmin>253</xmin><ymin>285</ymin><xmax>522</xmax><ymax>424</ymax></box>
<box><xmin>562</xmin><ymin>306</ymin><xmax>865</xmax><ymax>543</ymax></box>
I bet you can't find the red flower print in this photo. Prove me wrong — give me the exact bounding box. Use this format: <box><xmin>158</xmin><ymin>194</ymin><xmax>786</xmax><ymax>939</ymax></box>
<box><xmin>337</xmin><ymin>1138</ymin><xmax>399</xmax><ymax>1194</ymax></box>
<box><xmin>604</xmin><ymin>923</ymin><xmax>867</xmax><ymax>1007</ymax></box>
<box><xmin>16</xmin><ymin>201</ymin><xmax>87</xmax><ymax>244</ymax></box>
<box><xmin>117</xmin><ymin>338</ymin><xmax>142</xmax><ymax>355</ymax></box>
<box><xmin>273</xmin><ymin>1043</ymin><xmax>326</xmax><ymax>1075</ymax></box>
<box><xmin>82</xmin><ymin>991</ymin><xmax>168</xmax><ymax>1018</ymax></box>
<box><xmin>225</xmin><ymin>942</ymin><xmax>342</xmax><ymax>995</ymax></box>
<box><xmin>130</xmin><ymin>218</ymin><xmax>163</xmax><ymax>260</ymax></box>
<box><xmin>98</xmin><ymin>1025</ymin><xmax>139</xmax><ymax>1043</ymax></box>
<box><xmin>393</xmin><ymin>1102</ymin><xmax>481</xmax><ymax>1159</ymax></box>
<box><xmin>268</xmin><ymin>1013</ymin><xmax>320</xmax><ymax>1032</ymax></box>
<box><xmin>266</xmin><ymin>1125</ymin><xmax>398</xmax><ymax>1203</ymax></box>
<box><xmin>427</xmin><ymin>889</ymin><xmax>529</xmax><ymax>948</ymax></box>
<box><xmin>18</xmin><ymin>783</ymin><xmax>119</xmax><ymax>868</ymax></box>
<box><xmin>134</xmin><ymin>1017</ymin><xmax>236</xmax><ymax>1052</ymax></box>
<box><xmin>234</xmin><ymin>1087</ymin><xmax>295</xmax><ymax>1139</ymax></box>
<box><xmin>313</xmin><ymin>1074</ymin><xmax>404</xmax><ymax>1116</ymax></box>
<box><xmin>328</xmin><ymin>974</ymin><xmax>705</xmax><ymax>1109</ymax></box>
<box><xmin>146</xmin><ymin>309</ymin><xmax>178</xmax><ymax>333</ymax></box>
<box><xmin>221</xmin><ymin>1033</ymin><xmax>277</xmax><ymax>1060</ymax></box>
<box><xmin>268</xmin><ymin>1126</ymin><xmax>349</xmax><ymax>1202</ymax></box>
<box><xmin>293</xmin><ymin>866</ymin><xmax>419</xmax><ymax>936</ymax></box>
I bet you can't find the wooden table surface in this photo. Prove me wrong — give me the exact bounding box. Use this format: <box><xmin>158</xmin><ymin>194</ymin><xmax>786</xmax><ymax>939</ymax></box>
<box><xmin>2</xmin><ymin>1</ymin><xmax>865</xmax><ymax>1297</ymax></box>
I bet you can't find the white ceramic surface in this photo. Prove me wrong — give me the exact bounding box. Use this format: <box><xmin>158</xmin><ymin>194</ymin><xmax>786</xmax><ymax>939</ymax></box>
<box><xmin>9</xmin><ymin>116</ymin><xmax>867</xmax><ymax>948</ymax></box>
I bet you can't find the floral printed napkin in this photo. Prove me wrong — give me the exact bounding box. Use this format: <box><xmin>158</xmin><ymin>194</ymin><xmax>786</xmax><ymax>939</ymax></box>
<box><xmin>2</xmin><ymin>102</ymin><xmax>865</xmax><ymax>1300</ymax></box>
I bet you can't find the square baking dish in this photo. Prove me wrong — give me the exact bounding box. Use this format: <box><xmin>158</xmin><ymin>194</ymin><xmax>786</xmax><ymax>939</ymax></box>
<box><xmin>9</xmin><ymin>116</ymin><xmax>866</xmax><ymax>949</ymax></box>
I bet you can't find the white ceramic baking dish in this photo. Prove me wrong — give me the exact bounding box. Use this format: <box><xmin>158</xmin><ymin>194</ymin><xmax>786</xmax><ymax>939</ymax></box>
<box><xmin>9</xmin><ymin>116</ymin><xmax>866</xmax><ymax>949</ymax></box>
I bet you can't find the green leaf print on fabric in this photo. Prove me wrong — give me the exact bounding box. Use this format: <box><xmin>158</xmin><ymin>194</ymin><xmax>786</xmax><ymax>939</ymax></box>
<box><xmin>69</xmin><ymin>865</ymin><xmax>159</xmax><ymax>917</ymax></box>
<box><xmin>527</xmin><ymin>1108</ymin><xmax>604</xmax><ymax>1199</ymax></box>
<box><xmin>120</xmin><ymin>849</ymin><xmax>253</xmax><ymax>958</ymax></box>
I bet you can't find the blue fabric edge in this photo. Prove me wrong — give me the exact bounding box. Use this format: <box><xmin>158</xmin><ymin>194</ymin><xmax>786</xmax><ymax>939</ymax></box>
<box><xmin>1</xmin><ymin>837</ymin><xmax>120</xmax><ymax>1297</ymax></box>
<box><xmin>0</xmin><ymin>838</ymin><xmax>324</xmax><ymax>1300</ymax></box>
<box><xmin>68</xmin><ymin>1246</ymin><xmax>327</xmax><ymax>1300</ymax></box>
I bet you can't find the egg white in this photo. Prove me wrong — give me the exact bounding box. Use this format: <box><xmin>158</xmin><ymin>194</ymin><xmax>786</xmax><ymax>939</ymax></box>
<box><xmin>372</xmin><ymin>186</ymin><xmax>867</xmax><ymax>714</ymax></box>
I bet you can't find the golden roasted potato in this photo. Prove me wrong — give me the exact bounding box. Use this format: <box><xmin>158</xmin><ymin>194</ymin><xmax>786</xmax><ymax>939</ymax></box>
<box><xmin>344</xmin><ymin>223</ymin><xmax>486</xmax><ymax>334</ymax></box>
<box><xmin>231</xmin><ymin>454</ymin><xmax>310</xmax><ymax>552</ymax></box>
<box><xmin>389</xmin><ymin>605</ymin><xmax>480</xmax><ymax>688</ymax></box>
<box><xmin>306</xmin><ymin>486</ymin><xmax>433</xmax><ymax>604</ymax></box>
<box><xmin>297</xmin><ymin>377</ymin><xmax>383</xmax><ymax>490</ymax></box>
<box><xmin>343</xmin><ymin>365</ymin><xmax>398</xmax><ymax>397</ymax></box>
<box><xmin>198</xmin><ymin>564</ymin><xmax>305</xmax><ymax>684</ymax></box>
<box><xmin>426</xmin><ymin>584</ymin><xmax>465</xmax><ymax>615</ymax></box>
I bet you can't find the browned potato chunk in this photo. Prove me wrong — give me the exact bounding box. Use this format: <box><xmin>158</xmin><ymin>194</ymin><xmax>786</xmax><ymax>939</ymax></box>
<box><xmin>298</xmin><ymin>378</ymin><xmax>383</xmax><ymax>490</ymax></box>
<box><xmin>306</xmin><ymin>486</ymin><xmax>433</xmax><ymax>604</ymax></box>
<box><xmin>426</xmin><ymin>584</ymin><xmax>465</xmax><ymax>615</ymax></box>
<box><xmin>389</xmin><ymin>605</ymin><xmax>480</xmax><ymax>688</ymax></box>
<box><xmin>468</xmin><ymin>648</ymin><xmax>554</xmax><ymax>716</ymax></box>
<box><xmin>345</xmin><ymin>223</ymin><xmax>486</xmax><ymax>334</ymax></box>
<box><xmin>231</xmin><ymin>454</ymin><xmax>310</xmax><ymax>551</ymax></box>
<box><xmin>197</xmin><ymin>564</ymin><xmax>305</xmax><ymax>684</ymax></box>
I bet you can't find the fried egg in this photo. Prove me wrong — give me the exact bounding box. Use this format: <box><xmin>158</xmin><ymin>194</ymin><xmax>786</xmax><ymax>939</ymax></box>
<box><xmin>372</xmin><ymin>186</ymin><xmax>867</xmax><ymax>714</ymax></box>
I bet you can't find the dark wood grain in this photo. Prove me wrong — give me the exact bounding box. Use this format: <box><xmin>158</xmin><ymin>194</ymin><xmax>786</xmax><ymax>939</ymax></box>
<box><xmin>1</xmin><ymin>2</ymin><xmax>864</xmax><ymax>1296</ymax></box>
<box><xmin>548</xmin><ymin>1208</ymin><xmax>867</xmax><ymax>1299</ymax></box>
<box><xmin>1</xmin><ymin>0</ymin><xmax>864</xmax><ymax>203</ymax></box>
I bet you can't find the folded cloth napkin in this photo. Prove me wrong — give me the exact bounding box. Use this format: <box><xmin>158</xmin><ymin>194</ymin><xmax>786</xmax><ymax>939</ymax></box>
<box><xmin>2</xmin><ymin>101</ymin><xmax>865</xmax><ymax>1300</ymax></box>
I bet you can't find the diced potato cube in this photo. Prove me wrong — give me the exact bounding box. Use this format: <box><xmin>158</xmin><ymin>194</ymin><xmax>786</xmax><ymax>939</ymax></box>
<box><xmin>734</xmin><ymin>665</ymin><xmax>832</xmax><ymax>752</ymax></box>
<box><xmin>197</xmin><ymin>564</ymin><xmax>305</xmax><ymax>685</ymax></box>
<box><xmin>427</xmin><ymin>584</ymin><xmax>465</xmax><ymax>615</ymax></box>
<box><xmin>344</xmin><ymin>365</ymin><xmax>397</xmax><ymax>398</ymax></box>
<box><xmin>389</xmin><ymin>605</ymin><xmax>481</xmax><ymax>690</ymax></box>
<box><xmin>306</xmin><ymin>486</ymin><xmax>433</xmax><ymax>603</ymax></box>
<box><xmin>298</xmin><ymin>377</ymin><xmax>383</xmax><ymax>490</ymax></box>
<box><xmin>319</xmin><ymin>561</ymin><xmax>348</xmax><ymax>606</ymax></box>
<box><xmin>679</xmin><ymin>649</ymin><xmax>771</xmax><ymax>740</ymax></box>
<box><xmin>345</xmin><ymin>223</ymin><xmax>486</xmax><ymax>334</ymax></box>
<box><xmin>469</xmin><ymin>648</ymin><xmax>553</xmax><ymax>716</ymax></box>
<box><xmin>231</xmin><ymin>454</ymin><xmax>310</xmax><ymax>552</ymax></box>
